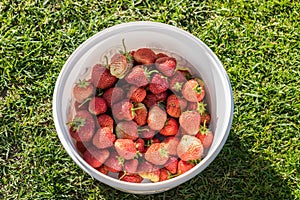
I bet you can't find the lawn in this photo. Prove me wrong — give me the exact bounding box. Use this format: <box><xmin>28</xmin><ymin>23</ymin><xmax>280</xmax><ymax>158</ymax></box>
<box><xmin>0</xmin><ymin>0</ymin><xmax>299</xmax><ymax>199</ymax></box>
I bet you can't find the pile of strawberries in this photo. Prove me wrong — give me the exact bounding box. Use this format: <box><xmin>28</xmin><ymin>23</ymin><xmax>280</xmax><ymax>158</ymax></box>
<box><xmin>68</xmin><ymin>45</ymin><xmax>213</xmax><ymax>183</ymax></box>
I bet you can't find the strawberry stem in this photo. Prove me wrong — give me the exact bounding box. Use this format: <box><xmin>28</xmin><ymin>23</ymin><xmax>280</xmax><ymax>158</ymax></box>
<box><xmin>119</xmin><ymin>171</ymin><xmax>127</xmax><ymax>180</ymax></box>
<box><xmin>78</xmin><ymin>97</ymin><xmax>92</xmax><ymax>108</ymax></box>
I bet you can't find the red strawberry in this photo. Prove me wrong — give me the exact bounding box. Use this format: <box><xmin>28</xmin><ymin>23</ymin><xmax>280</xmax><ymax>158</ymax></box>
<box><xmin>155</xmin><ymin>56</ymin><xmax>176</xmax><ymax>77</ymax></box>
<box><xmin>142</xmin><ymin>93</ymin><xmax>157</xmax><ymax>109</ymax></box>
<box><xmin>162</xmin><ymin>137</ymin><xmax>180</xmax><ymax>156</ymax></box>
<box><xmin>164</xmin><ymin>157</ymin><xmax>178</xmax><ymax>174</ymax></box>
<box><xmin>91</xmin><ymin>64</ymin><xmax>117</xmax><ymax>89</ymax></box>
<box><xmin>116</xmin><ymin>121</ymin><xmax>138</xmax><ymax>140</ymax></box>
<box><xmin>96</xmin><ymin>165</ymin><xmax>109</xmax><ymax>175</ymax></box>
<box><xmin>166</xmin><ymin>94</ymin><xmax>187</xmax><ymax>118</ymax></box>
<box><xmin>114</xmin><ymin>139</ymin><xmax>137</xmax><ymax>160</ymax></box>
<box><xmin>127</xmin><ymin>85</ymin><xmax>147</xmax><ymax>103</ymax></box>
<box><xmin>177</xmin><ymin>160</ymin><xmax>195</xmax><ymax>175</ymax></box>
<box><xmin>149</xmin><ymin>73</ymin><xmax>169</xmax><ymax>94</ymax></box>
<box><xmin>156</xmin><ymin>52</ymin><xmax>168</xmax><ymax>59</ymax></box>
<box><xmin>181</xmin><ymin>79</ymin><xmax>205</xmax><ymax>102</ymax></box>
<box><xmin>159</xmin><ymin>168</ymin><xmax>170</xmax><ymax>182</ymax></box>
<box><xmin>88</xmin><ymin>97</ymin><xmax>107</xmax><ymax>115</ymax></box>
<box><xmin>154</xmin><ymin>90</ymin><xmax>168</xmax><ymax>102</ymax></box>
<box><xmin>135</xmin><ymin>138</ymin><xmax>145</xmax><ymax>154</ymax></box>
<box><xmin>145</xmin><ymin>143</ymin><xmax>169</xmax><ymax>166</ymax></box>
<box><xmin>147</xmin><ymin>105</ymin><xmax>167</xmax><ymax>131</ymax></box>
<box><xmin>177</xmin><ymin>135</ymin><xmax>203</xmax><ymax>161</ymax></box>
<box><xmin>102</xmin><ymin>87</ymin><xmax>124</xmax><ymax>108</ymax></box>
<box><xmin>133</xmin><ymin>48</ymin><xmax>157</xmax><ymax>64</ymax></box>
<box><xmin>137</xmin><ymin>161</ymin><xmax>160</xmax><ymax>182</ymax></box>
<box><xmin>69</xmin><ymin>110</ymin><xmax>95</xmax><ymax>142</ymax></box>
<box><xmin>75</xmin><ymin>141</ymin><xmax>90</xmax><ymax>155</ymax></box>
<box><xmin>195</xmin><ymin>125</ymin><xmax>214</xmax><ymax>149</ymax></box>
<box><xmin>104</xmin><ymin>151</ymin><xmax>124</xmax><ymax>173</ymax></box>
<box><xmin>124</xmin><ymin>159</ymin><xmax>139</xmax><ymax>174</ymax></box>
<box><xmin>92</xmin><ymin>127</ymin><xmax>116</xmax><ymax>149</ymax></box>
<box><xmin>109</xmin><ymin>53</ymin><xmax>133</xmax><ymax>79</ymax></box>
<box><xmin>133</xmin><ymin>103</ymin><xmax>148</xmax><ymax>126</ymax></box>
<box><xmin>119</xmin><ymin>172</ymin><xmax>143</xmax><ymax>183</ymax></box>
<box><xmin>73</xmin><ymin>79</ymin><xmax>95</xmax><ymax>103</ymax></box>
<box><xmin>179</xmin><ymin>110</ymin><xmax>200</xmax><ymax>135</ymax></box>
<box><xmin>169</xmin><ymin>70</ymin><xmax>188</xmax><ymax>93</ymax></box>
<box><xmin>139</xmin><ymin>126</ymin><xmax>156</xmax><ymax>140</ymax></box>
<box><xmin>125</xmin><ymin>65</ymin><xmax>153</xmax><ymax>87</ymax></box>
<box><xmin>83</xmin><ymin>146</ymin><xmax>110</xmax><ymax>168</ymax></box>
<box><xmin>200</xmin><ymin>112</ymin><xmax>211</xmax><ymax>125</ymax></box>
<box><xmin>160</xmin><ymin>118</ymin><xmax>179</xmax><ymax>136</ymax></box>
<box><xmin>96</xmin><ymin>114</ymin><xmax>114</xmax><ymax>131</ymax></box>
<box><xmin>112</xmin><ymin>99</ymin><xmax>135</xmax><ymax>121</ymax></box>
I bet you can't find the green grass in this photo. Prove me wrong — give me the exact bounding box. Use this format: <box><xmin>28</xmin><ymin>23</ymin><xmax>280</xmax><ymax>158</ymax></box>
<box><xmin>1</xmin><ymin>0</ymin><xmax>299</xmax><ymax>199</ymax></box>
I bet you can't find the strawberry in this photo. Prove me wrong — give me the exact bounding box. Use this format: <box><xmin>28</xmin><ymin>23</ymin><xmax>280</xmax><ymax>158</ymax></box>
<box><xmin>91</xmin><ymin>64</ymin><xmax>117</xmax><ymax>89</ymax></box>
<box><xmin>156</xmin><ymin>52</ymin><xmax>168</xmax><ymax>59</ymax></box>
<box><xmin>114</xmin><ymin>139</ymin><xmax>137</xmax><ymax>160</ymax></box>
<box><xmin>124</xmin><ymin>159</ymin><xmax>139</xmax><ymax>174</ymax></box>
<box><xmin>166</xmin><ymin>94</ymin><xmax>187</xmax><ymax>118</ymax></box>
<box><xmin>169</xmin><ymin>70</ymin><xmax>188</xmax><ymax>93</ymax></box>
<box><xmin>149</xmin><ymin>73</ymin><xmax>169</xmax><ymax>94</ymax></box>
<box><xmin>159</xmin><ymin>118</ymin><xmax>179</xmax><ymax>136</ymax></box>
<box><xmin>96</xmin><ymin>165</ymin><xmax>109</xmax><ymax>175</ymax></box>
<box><xmin>75</xmin><ymin>141</ymin><xmax>90</xmax><ymax>155</ymax></box>
<box><xmin>177</xmin><ymin>135</ymin><xmax>203</xmax><ymax>161</ymax></box>
<box><xmin>177</xmin><ymin>160</ymin><xmax>195</xmax><ymax>175</ymax></box>
<box><xmin>73</xmin><ymin>79</ymin><xmax>95</xmax><ymax>103</ymax></box>
<box><xmin>68</xmin><ymin>110</ymin><xmax>95</xmax><ymax>142</ymax></box>
<box><xmin>83</xmin><ymin>146</ymin><xmax>110</xmax><ymax>168</ymax></box>
<box><xmin>102</xmin><ymin>87</ymin><xmax>124</xmax><ymax>108</ymax></box>
<box><xmin>200</xmin><ymin>112</ymin><xmax>211</xmax><ymax>125</ymax></box>
<box><xmin>96</xmin><ymin>114</ymin><xmax>114</xmax><ymax>131</ymax></box>
<box><xmin>104</xmin><ymin>151</ymin><xmax>124</xmax><ymax>173</ymax></box>
<box><xmin>109</xmin><ymin>53</ymin><xmax>133</xmax><ymax>79</ymax></box>
<box><xmin>145</xmin><ymin>143</ymin><xmax>169</xmax><ymax>166</ymax></box>
<box><xmin>142</xmin><ymin>93</ymin><xmax>157</xmax><ymax>109</ymax></box>
<box><xmin>164</xmin><ymin>156</ymin><xmax>178</xmax><ymax>174</ymax></box>
<box><xmin>88</xmin><ymin>97</ymin><xmax>107</xmax><ymax>115</ymax></box>
<box><xmin>162</xmin><ymin>137</ymin><xmax>180</xmax><ymax>156</ymax></box>
<box><xmin>92</xmin><ymin>127</ymin><xmax>116</xmax><ymax>149</ymax></box>
<box><xmin>133</xmin><ymin>103</ymin><xmax>148</xmax><ymax>126</ymax></box>
<box><xmin>133</xmin><ymin>48</ymin><xmax>157</xmax><ymax>64</ymax></box>
<box><xmin>159</xmin><ymin>168</ymin><xmax>170</xmax><ymax>182</ymax></box>
<box><xmin>179</xmin><ymin>110</ymin><xmax>200</xmax><ymax>135</ymax></box>
<box><xmin>195</xmin><ymin>124</ymin><xmax>214</xmax><ymax>149</ymax></box>
<box><xmin>137</xmin><ymin>161</ymin><xmax>160</xmax><ymax>182</ymax></box>
<box><xmin>147</xmin><ymin>105</ymin><xmax>167</xmax><ymax>131</ymax></box>
<box><xmin>112</xmin><ymin>99</ymin><xmax>136</xmax><ymax>121</ymax></box>
<box><xmin>154</xmin><ymin>90</ymin><xmax>168</xmax><ymax>102</ymax></box>
<box><xmin>135</xmin><ymin>138</ymin><xmax>145</xmax><ymax>154</ymax></box>
<box><xmin>116</xmin><ymin>121</ymin><xmax>138</xmax><ymax>140</ymax></box>
<box><xmin>155</xmin><ymin>56</ymin><xmax>176</xmax><ymax>77</ymax></box>
<box><xmin>125</xmin><ymin>65</ymin><xmax>155</xmax><ymax>87</ymax></box>
<box><xmin>139</xmin><ymin>126</ymin><xmax>156</xmax><ymax>140</ymax></box>
<box><xmin>127</xmin><ymin>85</ymin><xmax>147</xmax><ymax>103</ymax></box>
<box><xmin>119</xmin><ymin>172</ymin><xmax>143</xmax><ymax>183</ymax></box>
<box><xmin>181</xmin><ymin>79</ymin><xmax>205</xmax><ymax>102</ymax></box>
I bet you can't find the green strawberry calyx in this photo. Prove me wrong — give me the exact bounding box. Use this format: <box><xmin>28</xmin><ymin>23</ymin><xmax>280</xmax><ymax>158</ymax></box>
<box><xmin>77</xmin><ymin>79</ymin><xmax>90</xmax><ymax>88</ymax></box>
<box><xmin>67</xmin><ymin>117</ymin><xmax>86</xmax><ymax>131</ymax></box>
